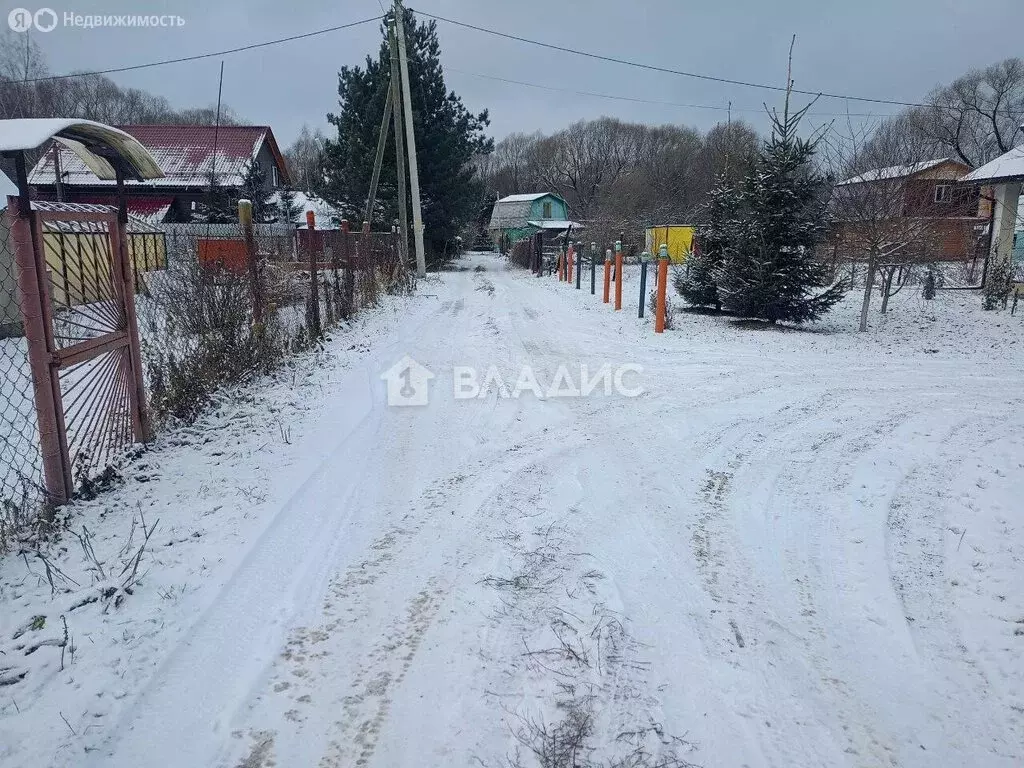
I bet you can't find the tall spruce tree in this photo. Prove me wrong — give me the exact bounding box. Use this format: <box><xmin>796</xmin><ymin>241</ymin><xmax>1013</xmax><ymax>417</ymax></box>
<box><xmin>321</xmin><ymin>9</ymin><xmax>492</xmax><ymax>264</ymax></box>
<box><xmin>714</xmin><ymin>99</ymin><xmax>845</xmax><ymax>323</ymax></box>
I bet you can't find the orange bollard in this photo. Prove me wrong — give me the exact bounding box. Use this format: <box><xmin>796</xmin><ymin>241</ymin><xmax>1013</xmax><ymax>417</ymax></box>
<box><xmin>655</xmin><ymin>250</ymin><xmax>669</xmax><ymax>333</ymax></box>
<box><xmin>602</xmin><ymin>249</ymin><xmax>612</xmax><ymax>303</ymax></box>
<box><xmin>614</xmin><ymin>240</ymin><xmax>623</xmax><ymax>311</ymax></box>
<box><xmin>567</xmin><ymin>246</ymin><xmax>574</xmax><ymax>285</ymax></box>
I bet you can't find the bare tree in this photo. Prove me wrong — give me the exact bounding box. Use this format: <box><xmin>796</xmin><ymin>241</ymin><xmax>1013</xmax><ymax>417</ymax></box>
<box><xmin>283</xmin><ymin>125</ymin><xmax>328</xmax><ymax>195</ymax></box>
<box><xmin>0</xmin><ymin>32</ymin><xmax>239</xmax><ymax>127</ymax></box>
<box><xmin>531</xmin><ymin>118</ymin><xmax>642</xmax><ymax>220</ymax></box>
<box><xmin>824</xmin><ymin>122</ymin><xmax>952</xmax><ymax>331</ymax></box>
<box><xmin>486</xmin><ymin>132</ymin><xmax>541</xmax><ymax>196</ymax></box>
<box><xmin>894</xmin><ymin>58</ymin><xmax>1024</xmax><ymax>167</ymax></box>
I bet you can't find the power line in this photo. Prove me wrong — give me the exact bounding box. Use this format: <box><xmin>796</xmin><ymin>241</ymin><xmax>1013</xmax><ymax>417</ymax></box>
<box><xmin>15</xmin><ymin>15</ymin><xmax>383</xmax><ymax>84</ymax></box>
<box><xmin>412</xmin><ymin>8</ymin><xmax>973</xmax><ymax>113</ymax></box>
<box><xmin>445</xmin><ymin>67</ymin><xmax>894</xmax><ymax>119</ymax></box>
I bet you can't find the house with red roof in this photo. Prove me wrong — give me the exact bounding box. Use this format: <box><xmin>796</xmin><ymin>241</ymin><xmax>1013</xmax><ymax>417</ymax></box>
<box><xmin>27</xmin><ymin>124</ymin><xmax>292</xmax><ymax>224</ymax></box>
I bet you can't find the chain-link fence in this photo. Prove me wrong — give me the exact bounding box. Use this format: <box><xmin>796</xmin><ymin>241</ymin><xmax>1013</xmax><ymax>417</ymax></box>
<box><xmin>1</xmin><ymin>208</ymin><xmax>410</xmax><ymax>547</ymax></box>
<box><xmin>0</xmin><ymin>212</ymin><xmax>44</xmax><ymax>544</ymax></box>
<box><xmin>138</xmin><ymin>222</ymin><xmax>409</xmax><ymax>426</ymax></box>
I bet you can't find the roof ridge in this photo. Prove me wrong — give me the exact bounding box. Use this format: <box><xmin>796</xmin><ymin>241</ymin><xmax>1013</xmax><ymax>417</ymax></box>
<box><xmin>116</xmin><ymin>124</ymin><xmax>270</xmax><ymax>130</ymax></box>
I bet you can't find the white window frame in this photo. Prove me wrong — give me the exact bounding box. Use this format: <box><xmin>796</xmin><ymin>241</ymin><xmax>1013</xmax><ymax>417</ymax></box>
<box><xmin>934</xmin><ymin>184</ymin><xmax>952</xmax><ymax>203</ymax></box>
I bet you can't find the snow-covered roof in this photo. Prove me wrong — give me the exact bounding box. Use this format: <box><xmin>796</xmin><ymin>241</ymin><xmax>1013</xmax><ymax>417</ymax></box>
<box><xmin>28</xmin><ymin>124</ymin><xmax>288</xmax><ymax>189</ymax></box>
<box><xmin>0</xmin><ymin>118</ymin><xmax>164</xmax><ymax>181</ymax></box>
<box><xmin>0</xmin><ymin>171</ymin><xmax>18</xmax><ymax>208</ymax></box>
<box><xmin>838</xmin><ymin>158</ymin><xmax>954</xmax><ymax>186</ymax></box>
<box><xmin>526</xmin><ymin>220</ymin><xmax>582</xmax><ymax>230</ymax></box>
<box><xmin>489</xmin><ymin>192</ymin><xmax>567</xmax><ymax>231</ymax></box>
<box><xmin>962</xmin><ymin>146</ymin><xmax>1024</xmax><ymax>184</ymax></box>
<box><xmin>497</xmin><ymin>193</ymin><xmax>549</xmax><ymax>203</ymax></box>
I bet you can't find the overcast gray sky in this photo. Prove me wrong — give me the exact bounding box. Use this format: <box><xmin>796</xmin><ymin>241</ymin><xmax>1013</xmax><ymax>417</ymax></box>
<box><xmin>17</xmin><ymin>0</ymin><xmax>1024</xmax><ymax>147</ymax></box>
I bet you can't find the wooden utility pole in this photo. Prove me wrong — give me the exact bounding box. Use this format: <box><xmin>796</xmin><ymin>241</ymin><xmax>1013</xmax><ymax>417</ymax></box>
<box><xmin>388</xmin><ymin>22</ymin><xmax>410</xmax><ymax>268</ymax></box>
<box><xmin>365</xmin><ymin>78</ymin><xmax>394</xmax><ymax>225</ymax></box>
<box><xmin>393</xmin><ymin>0</ymin><xmax>426</xmax><ymax>277</ymax></box>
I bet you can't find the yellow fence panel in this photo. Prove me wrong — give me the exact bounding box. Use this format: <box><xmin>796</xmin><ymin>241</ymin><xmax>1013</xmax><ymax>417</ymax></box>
<box><xmin>645</xmin><ymin>225</ymin><xmax>694</xmax><ymax>263</ymax></box>
<box><xmin>43</xmin><ymin>231</ymin><xmax>167</xmax><ymax>307</ymax></box>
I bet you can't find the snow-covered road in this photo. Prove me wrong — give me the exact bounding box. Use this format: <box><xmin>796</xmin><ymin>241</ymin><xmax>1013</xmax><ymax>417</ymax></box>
<box><xmin>4</xmin><ymin>252</ymin><xmax>1023</xmax><ymax>767</ymax></box>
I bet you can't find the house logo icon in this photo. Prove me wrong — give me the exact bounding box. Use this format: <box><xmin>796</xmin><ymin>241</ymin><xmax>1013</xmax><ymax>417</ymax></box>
<box><xmin>380</xmin><ymin>355</ymin><xmax>435</xmax><ymax>407</ymax></box>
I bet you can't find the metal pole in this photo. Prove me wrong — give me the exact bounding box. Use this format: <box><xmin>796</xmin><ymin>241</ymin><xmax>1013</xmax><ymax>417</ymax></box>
<box><xmin>575</xmin><ymin>240</ymin><xmax>582</xmax><ymax>289</ymax></box>
<box><xmin>52</xmin><ymin>143</ymin><xmax>64</xmax><ymax>202</ymax></box>
<box><xmin>388</xmin><ymin>24</ymin><xmax>410</xmax><ymax>270</ymax></box>
<box><xmin>394</xmin><ymin>0</ymin><xmax>426</xmax><ymax>278</ymax></box>
<box><xmin>116</xmin><ymin>170</ymin><xmax>151</xmax><ymax>443</ymax></box>
<box><xmin>590</xmin><ymin>242</ymin><xmax>596</xmax><ymax>294</ymax></box>
<box><xmin>365</xmin><ymin>79</ymin><xmax>394</xmax><ymax>226</ymax></box>
<box><xmin>9</xmin><ymin>152</ymin><xmax>71</xmax><ymax>504</ymax></box>
<box><xmin>639</xmin><ymin>256</ymin><xmax>648</xmax><ymax>318</ymax></box>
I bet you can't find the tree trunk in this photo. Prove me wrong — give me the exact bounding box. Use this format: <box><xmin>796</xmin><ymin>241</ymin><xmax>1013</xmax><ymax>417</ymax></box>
<box><xmin>879</xmin><ymin>268</ymin><xmax>893</xmax><ymax>314</ymax></box>
<box><xmin>858</xmin><ymin>254</ymin><xmax>876</xmax><ymax>332</ymax></box>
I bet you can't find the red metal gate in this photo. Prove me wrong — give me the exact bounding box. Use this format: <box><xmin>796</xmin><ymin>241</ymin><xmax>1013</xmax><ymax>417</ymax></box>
<box><xmin>11</xmin><ymin>200</ymin><xmax>149</xmax><ymax>504</ymax></box>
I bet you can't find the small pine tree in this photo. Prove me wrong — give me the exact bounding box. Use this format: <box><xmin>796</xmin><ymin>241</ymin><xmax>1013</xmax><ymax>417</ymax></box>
<box><xmin>276</xmin><ymin>186</ymin><xmax>304</xmax><ymax>226</ymax></box>
<box><xmin>715</xmin><ymin>98</ymin><xmax>844</xmax><ymax>323</ymax></box>
<box><xmin>240</xmin><ymin>162</ymin><xmax>276</xmax><ymax>223</ymax></box>
<box><xmin>676</xmin><ymin>180</ymin><xmax>739</xmax><ymax>310</ymax></box>
<box><xmin>195</xmin><ymin>174</ymin><xmax>237</xmax><ymax>223</ymax></box>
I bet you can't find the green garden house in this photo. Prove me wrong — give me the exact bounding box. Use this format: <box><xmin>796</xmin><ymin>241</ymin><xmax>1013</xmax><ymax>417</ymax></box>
<box><xmin>487</xmin><ymin>192</ymin><xmax>580</xmax><ymax>252</ymax></box>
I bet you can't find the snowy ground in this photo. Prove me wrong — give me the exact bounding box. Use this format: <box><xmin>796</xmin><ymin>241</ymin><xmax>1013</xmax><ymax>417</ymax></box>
<box><xmin>1</xmin><ymin>252</ymin><xmax>1022</xmax><ymax>768</ymax></box>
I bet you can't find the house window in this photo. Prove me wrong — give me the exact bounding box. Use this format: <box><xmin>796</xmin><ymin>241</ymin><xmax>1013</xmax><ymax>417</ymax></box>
<box><xmin>271</xmin><ymin>164</ymin><xmax>279</xmax><ymax>188</ymax></box>
<box><xmin>542</xmin><ymin>201</ymin><xmax>552</xmax><ymax>218</ymax></box>
<box><xmin>934</xmin><ymin>184</ymin><xmax>952</xmax><ymax>203</ymax></box>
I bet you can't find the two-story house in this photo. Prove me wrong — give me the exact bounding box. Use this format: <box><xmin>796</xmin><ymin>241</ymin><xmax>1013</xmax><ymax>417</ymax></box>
<box><xmin>831</xmin><ymin>158</ymin><xmax>990</xmax><ymax>263</ymax></box>
<box><xmin>487</xmin><ymin>192</ymin><xmax>580</xmax><ymax>252</ymax></box>
<box><xmin>27</xmin><ymin>124</ymin><xmax>291</xmax><ymax>223</ymax></box>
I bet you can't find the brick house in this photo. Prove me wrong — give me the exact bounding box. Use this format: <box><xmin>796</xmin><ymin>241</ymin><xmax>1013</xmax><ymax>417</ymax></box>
<box><xmin>829</xmin><ymin>158</ymin><xmax>990</xmax><ymax>263</ymax></box>
<box><xmin>26</xmin><ymin>124</ymin><xmax>291</xmax><ymax>223</ymax></box>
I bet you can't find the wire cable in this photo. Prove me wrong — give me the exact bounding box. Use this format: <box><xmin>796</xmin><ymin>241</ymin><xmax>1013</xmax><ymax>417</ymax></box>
<box><xmin>413</xmin><ymin>8</ymin><xmax>982</xmax><ymax>113</ymax></box>
<box><xmin>15</xmin><ymin>15</ymin><xmax>383</xmax><ymax>83</ymax></box>
<box><xmin>445</xmin><ymin>67</ymin><xmax>894</xmax><ymax>119</ymax></box>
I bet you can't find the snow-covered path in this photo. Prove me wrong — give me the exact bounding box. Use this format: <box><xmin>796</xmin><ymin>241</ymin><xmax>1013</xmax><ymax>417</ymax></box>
<box><xmin>5</xmin><ymin>252</ymin><xmax>1023</xmax><ymax>768</ymax></box>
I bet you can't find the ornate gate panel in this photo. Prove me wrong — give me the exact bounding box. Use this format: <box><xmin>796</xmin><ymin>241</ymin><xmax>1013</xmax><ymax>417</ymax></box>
<box><xmin>14</xmin><ymin>201</ymin><xmax>148</xmax><ymax>503</ymax></box>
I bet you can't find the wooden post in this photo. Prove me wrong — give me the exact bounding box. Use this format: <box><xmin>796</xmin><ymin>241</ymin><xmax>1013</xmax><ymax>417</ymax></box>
<box><xmin>614</xmin><ymin>239</ymin><xmax>623</xmax><ymax>311</ymax></box>
<box><xmin>602</xmin><ymin>249</ymin><xmax>612</xmax><ymax>304</ymax></box>
<box><xmin>238</xmin><ymin>199</ymin><xmax>263</xmax><ymax>324</ymax></box>
<box><xmin>341</xmin><ymin>219</ymin><xmax>355</xmax><ymax>314</ymax></box>
<box><xmin>567</xmin><ymin>243</ymin><xmax>574</xmax><ymax>284</ymax></box>
<box><xmin>575</xmin><ymin>241</ymin><xmax>582</xmax><ymax>289</ymax></box>
<box><xmin>655</xmin><ymin>245</ymin><xmax>669</xmax><ymax>333</ymax></box>
<box><xmin>307</xmin><ymin>213</ymin><xmax>322</xmax><ymax>338</ymax></box>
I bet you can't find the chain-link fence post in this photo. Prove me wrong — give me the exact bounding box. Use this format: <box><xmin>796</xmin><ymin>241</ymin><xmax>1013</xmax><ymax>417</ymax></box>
<box><xmin>9</xmin><ymin>198</ymin><xmax>71</xmax><ymax>505</ymax></box>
